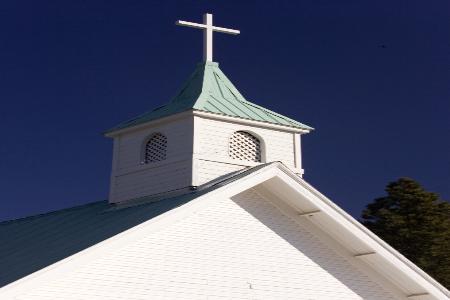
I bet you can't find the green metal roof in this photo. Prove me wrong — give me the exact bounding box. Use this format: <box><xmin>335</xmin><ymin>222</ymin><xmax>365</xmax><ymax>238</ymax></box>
<box><xmin>106</xmin><ymin>62</ymin><xmax>312</xmax><ymax>133</ymax></box>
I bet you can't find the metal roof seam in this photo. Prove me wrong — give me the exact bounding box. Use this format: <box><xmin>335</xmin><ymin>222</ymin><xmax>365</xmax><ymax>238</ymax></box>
<box><xmin>105</xmin><ymin>62</ymin><xmax>312</xmax><ymax>134</ymax></box>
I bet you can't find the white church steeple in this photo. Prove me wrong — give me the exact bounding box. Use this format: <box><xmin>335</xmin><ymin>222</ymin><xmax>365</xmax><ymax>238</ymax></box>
<box><xmin>105</xmin><ymin>14</ymin><xmax>312</xmax><ymax>204</ymax></box>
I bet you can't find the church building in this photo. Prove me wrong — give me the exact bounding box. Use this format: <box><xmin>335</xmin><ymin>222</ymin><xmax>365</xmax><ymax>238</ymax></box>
<box><xmin>0</xmin><ymin>14</ymin><xmax>448</xmax><ymax>300</ymax></box>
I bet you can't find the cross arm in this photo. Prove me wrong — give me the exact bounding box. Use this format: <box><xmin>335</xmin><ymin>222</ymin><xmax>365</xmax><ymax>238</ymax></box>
<box><xmin>175</xmin><ymin>14</ymin><xmax>239</xmax><ymax>62</ymax></box>
<box><xmin>212</xmin><ymin>26</ymin><xmax>240</xmax><ymax>35</ymax></box>
<box><xmin>175</xmin><ymin>20</ymin><xmax>207</xmax><ymax>29</ymax></box>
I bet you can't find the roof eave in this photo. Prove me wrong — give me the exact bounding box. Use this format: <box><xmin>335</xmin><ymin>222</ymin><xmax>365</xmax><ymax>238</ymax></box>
<box><xmin>104</xmin><ymin>108</ymin><xmax>312</xmax><ymax>138</ymax></box>
<box><xmin>193</xmin><ymin>110</ymin><xmax>313</xmax><ymax>133</ymax></box>
<box><xmin>272</xmin><ymin>163</ymin><xmax>450</xmax><ymax>299</ymax></box>
<box><xmin>103</xmin><ymin>110</ymin><xmax>194</xmax><ymax>138</ymax></box>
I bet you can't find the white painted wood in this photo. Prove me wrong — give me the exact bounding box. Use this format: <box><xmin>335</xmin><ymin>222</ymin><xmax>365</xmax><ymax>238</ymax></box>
<box><xmin>293</xmin><ymin>133</ymin><xmax>303</xmax><ymax>175</ymax></box>
<box><xmin>196</xmin><ymin>159</ymin><xmax>245</xmax><ymax>184</ymax></box>
<box><xmin>176</xmin><ymin>13</ymin><xmax>240</xmax><ymax>62</ymax></box>
<box><xmin>109</xmin><ymin>115</ymin><xmax>194</xmax><ymax>203</ymax></box>
<box><xmin>298</xmin><ymin>209</ymin><xmax>321</xmax><ymax>216</ymax></box>
<box><xmin>407</xmin><ymin>293</ymin><xmax>433</xmax><ymax>300</ymax></box>
<box><xmin>254</xmin><ymin>186</ymin><xmax>407</xmax><ymax>300</ymax></box>
<box><xmin>104</xmin><ymin>111</ymin><xmax>193</xmax><ymax>138</ymax></box>
<box><xmin>193</xmin><ymin>110</ymin><xmax>310</xmax><ymax>133</ymax></box>
<box><xmin>268</xmin><ymin>164</ymin><xmax>449</xmax><ymax>299</ymax></box>
<box><xmin>112</xmin><ymin>158</ymin><xmax>192</xmax><ymax>203</ymax></box>
<box><xmin>108</xmin><ymin>109</ymin><xmax>306</xmax><ymax>202</ymax></box>
<box><xmin>104</xmin><ymin>107</ymin><xmax>448</xmax><ymax>297</ymax></box>
<box><xmin>203</xmin><ymin>13</ymin><xmax>213</xmax><ymax>63</ymax></box>
<box><xmin>1</xmin><ymin>189</ymin><xmax>401</xmax><ymax>300</ymax></box>
<box><xmin>1</xmin><ymin>163</ymin><xmax>448</xmax><ymax>299</ymax></box>
<box><xmin>191</xmin><ymin>116</ymin><xmax>200</xmax><ymax>187</ymax></box>
<box><xmin>116</xmin><ymin>118</ymin><xmax>192</xmax><ymax>171</ymax></box>
<box><xmin>194</xmin><ymin>115</ymin><xmax>302</xmax><ymax>185</ymax></box>
<box><xmin>105</xmin><ymin>110</ymin><xmax>310</xmax><ymax>138</ymax></box>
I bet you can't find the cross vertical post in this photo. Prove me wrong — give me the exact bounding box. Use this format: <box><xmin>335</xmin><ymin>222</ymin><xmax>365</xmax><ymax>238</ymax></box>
<box><xmin>203</xmin><ymin>13</ymin><xmax>213</xmax><ymax>62</ymax></box>
<box><xmin>176</xmin><ymin>13</ymin><xmax>240</xmax><ymax>62</ymax></box>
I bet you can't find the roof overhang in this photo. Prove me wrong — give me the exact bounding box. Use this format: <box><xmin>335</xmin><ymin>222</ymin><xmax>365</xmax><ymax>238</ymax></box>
<box><xmin>245</xmin><ymin>163</ymin><xmax>450</xmax><ymax>300</ymax></box>
<box><xmin>104</xmin><ymin>110</ymin><xmax>193</xmax><ymax>138</ymax></box>
<box><xmin>193</xmin><ymin>110</ymin><xmax>311</xmax><ymax>134</ymax></box>
<box><xmin>104</xmin><ymin>109</ymin><xmax>311</xmax><ymax>138</ymax></box>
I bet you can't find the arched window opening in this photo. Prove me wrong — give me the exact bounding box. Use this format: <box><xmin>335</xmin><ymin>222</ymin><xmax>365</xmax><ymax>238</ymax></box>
<box><xmin>144</xmin><ymin>133</ymin><xmax>167</xmax><ymax>164</ymax></box>
<box><xmin>229</xmin><ymin>131</ymin><xmax>261</xmax><ymax>162</ymax></box>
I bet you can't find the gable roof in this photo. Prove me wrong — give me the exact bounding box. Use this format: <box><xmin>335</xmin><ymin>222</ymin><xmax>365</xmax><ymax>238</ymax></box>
<box><xmin>0</xmin><ymin>164</ymin><xmax>266</xmax><ymax>288</ymax></box>
<box><xmin>1</xmin><ymin>163</ymin><xmax>448</xmax><ymax>299</ymax></box>
<box><xmin>105</xmin><ymin>62</ymin><xmax>313</xmax><ymax>133</ymax></box>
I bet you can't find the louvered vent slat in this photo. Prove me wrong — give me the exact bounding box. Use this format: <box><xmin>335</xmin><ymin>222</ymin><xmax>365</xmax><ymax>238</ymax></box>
<box><xmin>144</xmin><ymin>133</ymin><xmax>167</xmax><ymax>164</ymax></box>
<box><xmin>229</xmin><ymin>131</ymin><xmax>261</xmax><ymax>162</ymax></box>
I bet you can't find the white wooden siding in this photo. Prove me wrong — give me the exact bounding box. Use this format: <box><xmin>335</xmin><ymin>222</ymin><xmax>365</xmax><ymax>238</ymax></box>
<box><xmin>16</xmin><ymin>189</ymin><xmax>400</xmax><ymax>300</ymax></box>
<box><xmin>109</xmin><ymin>117</ymin><xmax>194</xmax><ymax>203</ymax></box>
<box><xmin>193</xmin><ymin>113</ymin><xmax>302</xmax><ymax>187</ymax></box>
<box><xmin>196</xmin><ymin>159</ymin><xmax>246</xmax><ymax>185</ymax></box>
<box><xmin>113</xmin><ymin>159</ymin><xmax>192</xmax><ymax>202</ymax></box>
<box><xmin>194</xmin><ymin>116</ymin><xmax>301</xmax><ymax>185</ymax></box>
<box><xmin>196</xmin><ymin>117</ymin><xmax>296</xmax><ymax>168</ymax></box>
<box><xmin>116</xmin><ymin>118</ymin><xmax>193</xmax><ymax>172</ymax></box>
<box><xmin>108</xmin><ymin>113</ymin><xmax>304</xmax><ymax>203</ymax></box>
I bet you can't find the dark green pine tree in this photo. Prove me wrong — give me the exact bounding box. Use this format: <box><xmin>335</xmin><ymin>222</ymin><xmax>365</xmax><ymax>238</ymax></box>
<box><xmin>361</xmin><ymin>178</ymin><xmax>450</xmax><ymax>289</ymax></box>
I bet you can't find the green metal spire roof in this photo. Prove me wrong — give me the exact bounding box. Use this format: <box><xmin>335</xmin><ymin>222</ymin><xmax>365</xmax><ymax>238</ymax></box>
<box><xmin>106</xmin><ymin>62</ymin><xmax>312</xmax><ymax>133</ymax></box>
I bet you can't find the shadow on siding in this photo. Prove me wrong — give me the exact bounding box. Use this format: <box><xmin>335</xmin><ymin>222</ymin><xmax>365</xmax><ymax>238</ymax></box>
<box><xmin>230</xmin><ymin>188</ymin><xmax>393</xmax><ymax>299</ymax></box>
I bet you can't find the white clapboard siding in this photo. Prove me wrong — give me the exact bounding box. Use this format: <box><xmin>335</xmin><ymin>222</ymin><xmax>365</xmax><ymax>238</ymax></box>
<box><xmin>109</xmin><ymin>117</ymin><xmax>194</xmax><ymax>203</ymax></box>
<box><xmin>15</xmin><ymin>189</ymin><xmax>400</xmax><ymax>300</ymax></box>
<box><xmin>113</xmin><ymin>159</ymin><xmax>192</xmax><ymax>202</ymax></box>
<box><xmin>196</xmin><ymin>159</ymin><xmax>246</xmax><ymax>184</ymax></box>
<box><xmin>109</xmin><ymin>113</ymin><xmax>304</xmax><ymax>203</ymax></box>
<box><xmin>194</xmin><ymin>116</ymin><xmax>300</xmax><ymax>185</ymax></box>
<box><xmin>116</xmin><ymin>117</ymin><xmax>193</xmax><ymax>172</ymax></box>
<box><xmin>196</xmin><ymin>117</ymin><xmax>296</xmax><ymax>167</ymax></box>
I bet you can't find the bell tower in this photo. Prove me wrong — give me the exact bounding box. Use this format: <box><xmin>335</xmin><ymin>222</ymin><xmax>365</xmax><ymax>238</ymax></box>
<box><xmin>104</xmin><ymin>14</ymin><xmax>312</xmax><ymax>204</ymax></box>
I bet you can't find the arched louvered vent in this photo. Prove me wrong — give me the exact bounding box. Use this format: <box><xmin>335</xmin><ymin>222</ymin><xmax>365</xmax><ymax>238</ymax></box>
<box><xmin>229</xmin><ymin>131</ymin><xmax>261</xmax><ymax>162</ymax></box>
<box><xmin>144</xmin><ymin>133</ymin><xmax>167</xmax><ymax>163</ymax></box>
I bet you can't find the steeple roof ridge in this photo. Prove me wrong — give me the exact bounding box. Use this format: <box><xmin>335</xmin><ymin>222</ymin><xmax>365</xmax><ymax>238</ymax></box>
<box><xmin>106</xmin><ymin>62</ymin><xmax>312</xmax><ymax>133</ymax></box>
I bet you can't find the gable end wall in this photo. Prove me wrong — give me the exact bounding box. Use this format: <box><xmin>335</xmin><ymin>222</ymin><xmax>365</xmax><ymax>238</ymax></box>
<box><xmin>10</xmin><ymin>188</ymin><xmax>402</xmax><ymax>300</ymax></box>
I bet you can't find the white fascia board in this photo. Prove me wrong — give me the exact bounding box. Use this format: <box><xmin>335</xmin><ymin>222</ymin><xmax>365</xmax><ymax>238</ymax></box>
<box><xmin>193</xmin><ymin>110</ymin><xmax>311</xmax><ymax>134</ymax></box>
<box><xmin>273</xmin><ymin>164</ymin><xmax>450</xmax><ymax>300</ymax></box>
<box><xmin>104</xmin><ymin>110</ymin><xmax>194</xmax><ymax>138</ymax></box>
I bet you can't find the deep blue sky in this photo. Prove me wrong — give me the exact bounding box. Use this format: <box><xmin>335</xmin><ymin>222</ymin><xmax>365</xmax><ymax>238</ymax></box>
<box><xmin>1</xmin><ymin>0</ymin><xmax>449</xmax><ymax>221</ymax></box>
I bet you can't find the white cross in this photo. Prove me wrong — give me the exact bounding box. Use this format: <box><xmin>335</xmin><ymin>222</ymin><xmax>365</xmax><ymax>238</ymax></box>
<box><xmin>176</xmin><ymin>13</ymin><xmax>240</xmax><ymax>62</ymax></box>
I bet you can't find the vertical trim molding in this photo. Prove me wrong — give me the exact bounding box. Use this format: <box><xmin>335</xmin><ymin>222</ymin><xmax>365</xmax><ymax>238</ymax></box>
<box><xmin>293</xmin><ymin>133</ymin><xmax>302</xmax><ymax>172</ymax></box>
<box><xmin>191</xmin><ymin>116</ymin><xmax>200</xmax><ymax>186</ymax></box>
